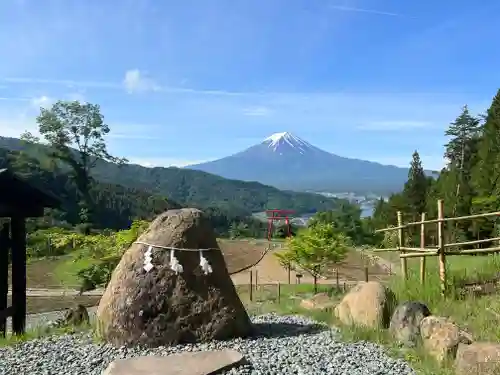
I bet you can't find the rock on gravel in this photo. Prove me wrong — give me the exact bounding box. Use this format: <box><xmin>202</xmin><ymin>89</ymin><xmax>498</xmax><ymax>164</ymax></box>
<box><xmin>0</xmin><ymin>314</ymin><xmax>416</xmax><ymax>375</ymax></box>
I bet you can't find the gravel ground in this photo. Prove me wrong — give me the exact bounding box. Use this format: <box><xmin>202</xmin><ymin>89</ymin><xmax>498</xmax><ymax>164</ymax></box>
<box><xmin>5</xmin><ymin>307</ymin><xmax>98</xmax><ymax>333</ymax></box>
<box><xmin>0</xmin><ymin>313</ymin><xmax>415</xmax><ymax>375</ymax></box>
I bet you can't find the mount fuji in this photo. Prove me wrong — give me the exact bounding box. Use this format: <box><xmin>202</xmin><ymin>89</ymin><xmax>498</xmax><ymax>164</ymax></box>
<box><xmin>187</xmin><ymin>132</ymin><xmax>411</xmax><ymax>194</ymax></box>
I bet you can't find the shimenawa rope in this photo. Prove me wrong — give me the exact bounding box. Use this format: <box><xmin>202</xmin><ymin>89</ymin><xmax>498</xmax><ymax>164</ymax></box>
<box><xmin>134</xmin><ymin>241</ymin><xmax>216</xmax><ymax>275</ymax></box>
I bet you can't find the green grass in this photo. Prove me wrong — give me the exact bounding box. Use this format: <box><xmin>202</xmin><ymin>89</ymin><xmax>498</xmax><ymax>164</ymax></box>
<box><xmin>52</xmin><ymin>255</ymin><xmax>94</xmax><ymax>287</ymax></box>
<box><xmin>0</xmin><ymin>322</ymin><xmax>94</xmax><ymax>347</ymax></box>
<box><xmin>240</xmin><ymin>283</ymin><xmax>457</xmax><ymax>375</ymax></box>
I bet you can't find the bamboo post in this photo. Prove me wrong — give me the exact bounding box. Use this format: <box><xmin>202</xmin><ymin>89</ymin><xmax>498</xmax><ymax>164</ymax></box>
<box><xmin>255</xmin><ymin>270</ymin><xmax>258</xmax><ymax>291</ymax></box>
<box><xmin>437</xmin><ymin>200</ymin><xmax>447</xmax><ymax>297</ymax></box>
<box><xmin>364</xmin><ymin>266</ymin><xmax>369</xmax><ymax>282</ymax></box>
<box><xmin>277</xmin><ymin>282</ymin><xmax>281</xmax><ymax>303</ymax></box>
<box><xmin>420</xmin><ymin>212</ymin><xmax>426</xmax><ymax>285</ymax></box>
<box><xmin>335</xmin><ymin>269</ymin><xmax>339</xmax><ymax>291</ymax></box>
<box><xmin>397</xmin><ymin>211</ymin><xmax>408</xmax><ymax>280</ymax></box>
<box><xmin>249</xmin><ymin>271</ymin><xmax>253</xmax><ymax>301</ymax></box>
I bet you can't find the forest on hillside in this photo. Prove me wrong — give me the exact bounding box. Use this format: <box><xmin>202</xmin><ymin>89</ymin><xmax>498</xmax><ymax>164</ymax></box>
<box><xmin>372</xmin><ymin>89</ymin><xmax>500</xmax><ymax>247</ymax></box>
<box><xmin>0</xmin><ymin>137</ymin><xmax>341</xmax><ymax>218</ymax></box>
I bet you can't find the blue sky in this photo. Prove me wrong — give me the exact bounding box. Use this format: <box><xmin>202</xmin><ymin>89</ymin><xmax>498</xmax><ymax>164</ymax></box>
<box><xmin>0</xmin><ymin>0</ymin><xmax>499</xmax><ymax>170</ymax></box>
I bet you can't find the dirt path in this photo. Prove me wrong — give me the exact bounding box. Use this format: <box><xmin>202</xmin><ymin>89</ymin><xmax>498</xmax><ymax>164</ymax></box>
<box><xmin>357</xmin><ymin>248</ymin><xmax>399</xmax><ymax>276</ymax></box>
<box><xmin>8</xmin><ymin>288</ymin><xmax>105</xmax><ymax>297</ymax></box>
<box><xmin>230</xmin><ymin>247</ymin><xmax>392</xmax><ymax>285</ymax></box>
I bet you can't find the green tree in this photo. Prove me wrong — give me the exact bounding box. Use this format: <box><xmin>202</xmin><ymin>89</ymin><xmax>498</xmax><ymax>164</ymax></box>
<box><xmin>442</xmin><ymin>106</ymin><xmax>481</xmax><ymax>241</ymax></box>
<box><xmin>308</xmin><ymin>202</ymin><xmax>366</xmax><ymax>245</ymax></box>
<box><xmin>276</xmin><ymin>223</ymin><xmax>350</xmax><ymax>293</ymax></box>
<box><xmin>469</xmin><ymin>91</ymin><xmax>500</xmax><ymax>239</ymax></box>
<box><xmin>403</xmin><ymin>151</ymin><xmax>428</xmax><ymax>218</ymax></box>
<box><xmin>445</xmin><ymin>105</ymin><xmax>480</xmax><ymax>170</ymax></box>
<box><xmin>22</xmin><ymin>100</ymin><xmax>127</xmax><ymax>224</ymax></box>
<box><xmin>473</xmin><ymin>90</ymin><xmax>500</xmax><ymax>199</ymax></box>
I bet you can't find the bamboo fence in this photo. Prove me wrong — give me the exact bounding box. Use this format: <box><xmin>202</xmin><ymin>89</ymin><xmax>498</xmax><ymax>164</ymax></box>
<box><xmin>374</xmin><ymin>199</ymin><xmax>500</xmax><ymax>296</ymax></box>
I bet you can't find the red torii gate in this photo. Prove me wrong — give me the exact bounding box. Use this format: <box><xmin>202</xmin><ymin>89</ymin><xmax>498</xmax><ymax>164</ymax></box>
<box><xmin>266</xmin><ymin>209</ymin><xmax>295</xmax><ymax>240</ymax></box>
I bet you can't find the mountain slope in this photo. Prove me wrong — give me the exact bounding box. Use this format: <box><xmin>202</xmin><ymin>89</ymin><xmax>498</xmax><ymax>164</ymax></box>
<box><xmin>0</xmin><ymin>136</ymin><xmax>342</xmax><ymax>216</ymax></box>
<box><xmin>0</xmin><ymin>147</ymin><xmax>180</xmax><ymax>230</ymax></box>
<box><xmin>187</xmin><ymin>132</ymin><xmax>411</xmax><ymax>193</ymax></box>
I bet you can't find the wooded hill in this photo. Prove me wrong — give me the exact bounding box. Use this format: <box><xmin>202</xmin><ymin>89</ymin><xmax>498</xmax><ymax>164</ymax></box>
<box><xmin>0</xmin><ymin>147</ymin><xmax>180</xmax><ymax>230</ymax></box>
<box><xmin>0</xmin><ymin>136</ymin><xmax>341</xmax><ymax>216</ymax></box>
<box><xmin>0</xmin><ymin>139</ymin><xmax>343</xmax><ymax>236</ymax></box>
<box><xmin>372</xmin><ymin>89</ymin><xmax>500</xmax><ymax>245</ymax></box>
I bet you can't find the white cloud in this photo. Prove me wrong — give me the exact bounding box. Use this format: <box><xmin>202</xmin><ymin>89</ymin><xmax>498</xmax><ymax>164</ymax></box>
<box><xmin>123</xmin><ymin>69</ymin><xmax>160</xmax><ymax>94</ymax></box>
<box><xmin>243</xmin><ymin>106</ymin><xmax>272</xmax><ymax>117</ymax></box>
<box><xmin>126</xmin><ymin>157</ymin><xmax>211</xmax><ymax>168</ymax></box>
<box><xmin>1</xmin><ymin>77</ymin><xmax>119</xmax><ymax>89</ymax></box>
<box><xmin>358</xmin><ymin>120</ymin><xmax>432</xmax><ymax>131</ymax></box>
<box><xmin>0</xmin><ymin>117</ymin><xmax>38</xmax><ymax>138</ymax></box>
<box><xmin>31</xmin><ymin>95</ymin><xmax>53</xmax><ymax>108</ymax></box>
<box><xmin>329</xmin><ymin>5</ymin><xmax>401</xmax><ymax>17</ymax></box>
<box><xmin>0</xmin><ymin>96</ymin><xmax>30</xmax><ymax>102</ymax></box>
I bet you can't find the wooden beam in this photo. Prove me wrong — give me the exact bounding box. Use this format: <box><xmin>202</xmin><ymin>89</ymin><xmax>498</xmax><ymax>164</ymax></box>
<box><xmin>444</xmin><ymin>236</ymin><xmax>500</xmax><ymax>248</ymax></box>
<box><xmin>400</xmin><ymin>251</ymin><xmax>439</xmax><ymax>259</ymax></box>
<box><xmin>0</xmin><ymin>306</ymin><xmax>13</xmax><ymax>321</ymax></box>
<box><xmin>0</xmin><ymin>205</ymin><xmax>44</xmax><ymax>218</ymax></box>
<box><xmin>372</xmin><ymin>247</ymin><xmax>438</xmax><ymax>252</ymax></box>
<box><xmin>376</xmin><ymin>210</ymin><xmax>500</xmax><ymax>233</ymax></box>
<box><xmin>10</xmin><ymin>216</ymin><xmax>26</xmax><ymax>335</ymax></box>
<box><xmin>0</xmin><ymin>223</ymin><xmax>9</xmax><ymax>337</ymax></box>
<box><xmin>446</xmin><ymin>246</ymin><xmax>500</xmax><ymax>255</ymax></box>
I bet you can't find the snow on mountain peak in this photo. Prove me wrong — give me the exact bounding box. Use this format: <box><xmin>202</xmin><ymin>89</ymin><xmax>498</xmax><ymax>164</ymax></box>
<box><xmin>262</xmin><ymin>132</ymin><xmax>312</xmax><ymax>154</ymax></box>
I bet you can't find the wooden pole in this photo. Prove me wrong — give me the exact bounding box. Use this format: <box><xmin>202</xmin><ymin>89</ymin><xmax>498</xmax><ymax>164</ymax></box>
<box><xmin>0</xmin><ymin>223</ymin><xmax>10</xmax><ymax>337</ymax></box>
<box><xmin>397</xmin><ymin>211</ymin><xmax>408</xmax><ymax>280</ymax></box>
<box><xmin>11</xmin><ymin>216</ymin><xmax>26</xmax><ymax>335</ymax></box>
<box><xmin>420</xmin><ymin>212</ymin><xmax>426</xmax><ymax>285</ymax></box>
<box><xmin>255</xmin><ymin>270</ymin><xmax>258</xmax><ymax>291</ymax></box>
<box><xmin>437</xmin><ymin>200</ymin><xmax>447</xmax><ymax>297</ymax></box>
<box><xmin>287</xmin><ymin>265</ymin><xmax>291</xmax><ymax>285</ymax></box>
<box><xmin>335</xmin><ymin>269</ymin><xmax>339</xmax><ymax>290</ymax></box>
<box><xmin>364</xmin><ymin>266</ymin><xmax>369</xmax><ymax>282</ymax></box>
<box><xmin>277</xmin><ymin>282</ymin><xmax>281</xmax><ymax>303</ymax></box>
<box><xmin>249</xmin><ymin>271</ymin><xmax>253</xmax><ymax>302</ymax></box>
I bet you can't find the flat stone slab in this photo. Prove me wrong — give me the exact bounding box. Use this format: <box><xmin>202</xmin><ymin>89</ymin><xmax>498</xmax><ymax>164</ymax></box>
<box><xmin>102</xmin><ymin>349</ymin><xmax>246</xmax><ymax>375</ymax></box>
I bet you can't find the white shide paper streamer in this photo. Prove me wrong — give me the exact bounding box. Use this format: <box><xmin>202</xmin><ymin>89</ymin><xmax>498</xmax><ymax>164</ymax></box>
<box><xmin>136</xmin><ymin>241</ymin><xmax>214</xmax><ymax>275</ymax></box>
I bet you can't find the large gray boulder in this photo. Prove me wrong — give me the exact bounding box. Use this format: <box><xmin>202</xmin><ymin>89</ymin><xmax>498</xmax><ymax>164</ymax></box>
<box><xmin>96</xmin><ymin>208</ymin><xmax>252</xmax><ymax>347</ymax></box>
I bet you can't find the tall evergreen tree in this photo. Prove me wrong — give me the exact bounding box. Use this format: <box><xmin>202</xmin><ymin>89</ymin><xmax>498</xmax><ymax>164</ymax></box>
<box><xmin>403</xmin><ymin>151</ymin><xmax>428</xmax><ymax>218</ymax></box>
<box><xmin>473</xmin><ymin>90</ymin><xmax>500</xmax><ymax>200</ymax></box>
<box><xmin>444</xmin><ymin>106</ymin><xmax>480</xmax><ymax>239</ymax></box>
<box><xmin>445</xmin><ymin>105</ymin><xmax>480</xmax><ymax>171</ymax></box>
